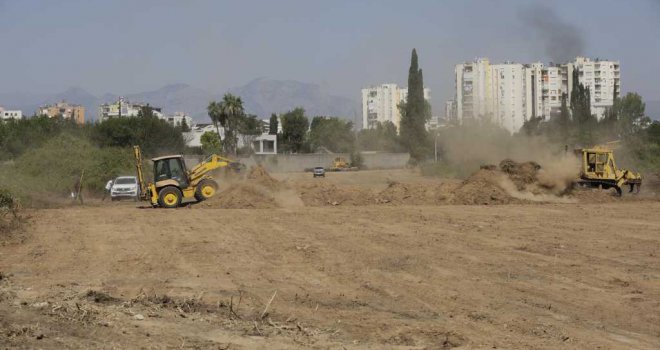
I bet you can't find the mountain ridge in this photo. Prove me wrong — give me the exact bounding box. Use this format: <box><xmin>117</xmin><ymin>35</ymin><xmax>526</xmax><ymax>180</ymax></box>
<box><xmin>0</xmin><ymin>80</ymin><xmax>359</xmax><ymax>124</ymax></box>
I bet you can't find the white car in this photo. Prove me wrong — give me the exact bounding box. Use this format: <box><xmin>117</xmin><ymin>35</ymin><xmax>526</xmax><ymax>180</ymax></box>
<box><xmin>111</xmin><ymin>176</ymin><xmax>140</xmax><ymax>201</ymax></box>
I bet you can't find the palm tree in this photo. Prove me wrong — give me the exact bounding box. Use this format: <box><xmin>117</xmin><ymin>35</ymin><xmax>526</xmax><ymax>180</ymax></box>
<box><xmin>207</xmin><ymin>101</ymin><xmax>223</xmax><ymax>144</ymax></box>
<box><xmin>219</xmin><ymin>93</ymin><xmax>245</xmax><ymax>155</ymax></box>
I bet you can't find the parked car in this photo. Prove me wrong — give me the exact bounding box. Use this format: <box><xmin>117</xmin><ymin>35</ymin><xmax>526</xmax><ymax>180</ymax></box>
<box><xmin>313</xmin><ymin>166</ymin><xmax>325</xmax><ymax>178</ymax></box>
<box><xmin>111</xmin><ymin>176</ymin><xmax>140</xmax><ymax>201</ymax></box>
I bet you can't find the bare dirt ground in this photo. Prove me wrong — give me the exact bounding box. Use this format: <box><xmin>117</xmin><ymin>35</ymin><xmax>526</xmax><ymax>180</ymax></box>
<box><xmin>1</xmin><ymin>169</ymin><xmax>660</xmax><ymax>349</ymax></box>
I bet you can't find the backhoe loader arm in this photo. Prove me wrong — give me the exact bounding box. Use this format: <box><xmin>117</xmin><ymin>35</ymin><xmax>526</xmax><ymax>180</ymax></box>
<box><xmin>133</xmin><ymin>146</ymin><xmax>149</xmax><ymax>200</ymax></box>
<box><xmin>187</xmin><ymin>154</ymin><xmax>242</xmax><ymax>184</ymax></box>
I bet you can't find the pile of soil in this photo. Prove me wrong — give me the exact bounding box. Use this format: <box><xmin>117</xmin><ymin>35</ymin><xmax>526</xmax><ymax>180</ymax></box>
<box><xmin>375</xmin><ymin>181</ymin><xmax>452</xmax><ymax>205</ymax></box>
<box><xmin>498</xmin><ymin>159</ymin><xmax>541</xmax><ymax>190</ymax></box>
<box><xmin>298</xmin><ymin>182</ymin><xmax>376</xmax><ymax>206</ymax></box>
<box><xmin>246</xmin><ymin>165</ymin><xmax>281</xmax><ymax>190</ymax></box>
<box><xmin>204</xmin><ymin>183</ymin><xmax>277</xmax><ymax>209</ymax></box>
<box><xmin>451</xmin><ymin>169</ymin><xmax>522</xmax><ymax>205</ymax></box>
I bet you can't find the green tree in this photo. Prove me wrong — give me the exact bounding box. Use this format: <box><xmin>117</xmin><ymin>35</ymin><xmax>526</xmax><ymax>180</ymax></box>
<box><xmin>615</xmin><ymin>93</ymin><xmax>650</xmax><ymax>139</ymax></box>
<box><xmin>238</xmin><ymin>114</ymin><xmax>263</xmax><ymax>154</ymax></box>
<box><xmin>269</xmin><ymin>113</ymin><xmax>279</xmax><ymax>135</ymax></box>
<box><xmin>207</xmin><ymin>94</ymin><xmax>246</xmax><ymax>155</ymax></box>
<box><xmin>280</xmin><ymin>107</ymin><xmax>309</xmax><ymax>153</ymax></box>
<box><xmin>200</xmin><ymin>131</ymin><xmax>222</xmax><ymax>154</ymax></box>
<box><xmin>309</xmin><ymin>116</ymin><xmax>355</xmax><ymax>153</ymax></box>
<box><xmin>92</xmin><ymin>115</ymin><xmax>184</xmax><ymax>156</ymax></box>
<box><xmin>357</xmin><ymin>121</ymin><xmax>401</xmax><ymax>152</ymax></box>
<box><xmin>207</xmin><ymin>101</ymin><xmax>223</xmax><ymax>144</ymax></box>
<box><xmin>218</xmin><ymin>94</ymin><xmax>245</xmax><ymax>155</ymax></box>
<box><xmin>557</xmin><ymin>93</ymin><xmax>571</xmax><ymax>143</ymax></box>
<box><xmin>180</xmin><ymin>118</ymin><xmax>191</xmax><ymax>132</ymax></box>
<box><xmin>400</xmin><ymin>48</ymin><xmax>430</xmax><ymax>162</ymax></box>
<box><xmin>570</xmin><ymin>69</ymin><xmax>596</xmax><ymax>145</ymax></box>
<box><xmin>520</xmin><ymin>116</ymin><xmax>544</xmax><ymax>136</ymax></box>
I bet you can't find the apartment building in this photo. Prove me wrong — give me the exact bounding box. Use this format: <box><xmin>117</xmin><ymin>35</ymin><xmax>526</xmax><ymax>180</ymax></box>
<box><xmin>98</xmin><ymin>98</ymin><xmax>163</xmax><ymax>121</ymax></box>
<box><xmin>452</xmin><ymin>56</ymin><xmax>620</xmax><ymax>133</ymax></box>
<box><xmin>38</xmin><ymin>101</ymin><xmax>85</xmax><ymax>124</ymax></box>
<box><xmin>361</xmin><ymin>83</ymin><xmax>430</xmax><ymax>131</ymax></box>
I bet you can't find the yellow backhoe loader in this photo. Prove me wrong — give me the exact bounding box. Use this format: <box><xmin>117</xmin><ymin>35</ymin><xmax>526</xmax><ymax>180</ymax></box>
<box><xmin>575</xmin><ymin>145</ymin><xmax>642</xmax><ymax>196</ymax></box>
<box><xmin>133</xmin><ymin>146</ymin><xmax>243</xmax><ymax>208</ymax></box>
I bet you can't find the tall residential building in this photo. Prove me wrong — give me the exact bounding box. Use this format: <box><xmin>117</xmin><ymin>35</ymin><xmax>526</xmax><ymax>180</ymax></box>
<box><xmin>455</xmin><ymin>58</ymin><xmax>493</xmax><ymax>124</ymax></box>
<box><xmin>38</xmin><ymin>101</ymin><xmax>85</xmax><ymax>124</ymax></box>
<box><xmin>452</xmin><ymin>56</ymin><xmax>620</xmax><ymax>133</ymax></box>
<box><xmin>490</xmin><ymin>63</ymin><xmax>526</xmax><ymax>132</ymax></box>
<box><xmin>571</xmin><ymin>56</ymin><xmax>620</xmax><ymax>119</ymax></box>
<box><xmin>362</xmin><ymin>84</ymin><xmax>404</xmax><ymax>130</ymax></box>
<box><xmin>445</xmin><ymin>100</ymin><xmax>456</xmax><ymax>122</ymax></box>
<box><xmin>361</xmin><ymin>83</ymin><xmax>430</xmax><ymax>131</ymax></box>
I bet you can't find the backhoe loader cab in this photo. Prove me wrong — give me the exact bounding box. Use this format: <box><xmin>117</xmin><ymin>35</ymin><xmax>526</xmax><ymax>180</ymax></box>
<box><xmin>575</xmin><ymin>146</ymin><xmax>642</xmax><ymax>196</ymax></box>
<box><xmin>133</xmin><ymin>146</ymin><xmax>242</xmax><ymax>208</ymax></box>
<box><xmin>153</xmin><ymin>155</ymin><xmax>189</xmax><ymax>188</ymax></box>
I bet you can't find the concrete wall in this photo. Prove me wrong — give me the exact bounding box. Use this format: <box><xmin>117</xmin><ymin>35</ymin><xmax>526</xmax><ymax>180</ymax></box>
<box><xmin>183</xmin><ymin>153</ymin><xmax>410</xmax><ymax>173</ymax></box>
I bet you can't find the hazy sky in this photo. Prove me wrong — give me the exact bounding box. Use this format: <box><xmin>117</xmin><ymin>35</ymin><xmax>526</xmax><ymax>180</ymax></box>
<box><xmin>1</xmin><ymin>0</ymin><xmax>659</xmax><ymax>107</ymax></box>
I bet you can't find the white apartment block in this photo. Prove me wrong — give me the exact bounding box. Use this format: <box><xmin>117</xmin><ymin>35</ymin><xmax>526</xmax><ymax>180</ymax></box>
<box><xmin>572</xmin><ymin>57</ymin><xmax>620</xmax><ymax>119</ymax></box>
<box><xmin>455</xmin><ymin>58</ymin><xmax>493</xmax><ymax>124</ymax></box>
<box><xmin>98</xmin><ymin>98</ymin><xmax>162</xmax><ymax>121</ymax></box>
<box><xmin>362</xmin><ymin>84</ymin><xmax>403</xmax><ymax>130</ymax></box>
<box><xmin>491</xmin><ymin>63</ymin><xmax>526</xmax><ymax>132</ymax></box>
<box><xmin>164</xmin><ymin>112</ymin><xmax>193</xmax><ymax>129</ymax></box>
<box><xmin>361</xmin><ymin>83</ymin><xmax>430</xmax><ymax>131</ymax></box>
<box><xmin>453</xmin><ymin>56</ymin><xmax>620</xmax><ymax>133</ymax></box>
<box><xmin>0</xmin><ymin>107</ymin><xmax>23</xmax><ymax>121</ymax></box>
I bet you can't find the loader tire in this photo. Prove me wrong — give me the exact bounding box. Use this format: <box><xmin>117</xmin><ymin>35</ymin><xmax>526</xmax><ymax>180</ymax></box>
<box><xmin>158</xmin><ymin>187</ymin><xmax>182</xmax><ymax>208</ymax></box>
<box><xmin>614</xmin><ymin>186</ymin><xmax>623</xmax><ymax>197</ymax></box>
<box><xmin>195</xmin><ymin>179</ymin><xmax>218</xmax><ymax>202</ymax></box>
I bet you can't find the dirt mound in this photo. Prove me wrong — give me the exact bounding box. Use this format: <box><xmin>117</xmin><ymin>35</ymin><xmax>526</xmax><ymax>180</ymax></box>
<box><xmin>247</xmin><ymin>165</ymin><xmax>280</xmax><ymax>190</ymax></box>
<box><xmin>298</xmin><ymin>182</ymin><xmax>376</xmax><ymax>206</ymax></box>
<box><xmin>451</xmin><ymin>169</ymin><xmax>521</xmax><ymax>205</ymax></box>
<box><xmin>376</xmin><ymin>181</ymin><xmax>452</xmax><ymax>205</ymax></box>
<box><xmin>204</xmin><ymin>183</ymin><xmax>277</xmax><ymax>209</ymax></box>
<box><xmin>499</xmin><ymin>159</ymin><xmax>541</xmax><ymax>190</ymax></box>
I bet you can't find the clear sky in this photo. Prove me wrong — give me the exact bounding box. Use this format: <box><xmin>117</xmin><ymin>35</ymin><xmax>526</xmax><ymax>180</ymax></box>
<box><xmin>1</xmin><ymin>0</ymin><xmax>659</xmax><ymax>107</ymax></box>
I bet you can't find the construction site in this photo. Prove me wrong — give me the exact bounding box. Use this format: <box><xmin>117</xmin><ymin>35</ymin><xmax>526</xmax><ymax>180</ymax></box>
<box><xmin>1</xmin><ymin>151</ymin><xmax>660</xmax><ymax>349</ymax></box>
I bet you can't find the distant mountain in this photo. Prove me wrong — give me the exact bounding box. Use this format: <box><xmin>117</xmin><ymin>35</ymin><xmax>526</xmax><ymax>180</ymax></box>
<box><xmin>647</xmin><ymin>100</ymin><xmax>660</xmax><ymax>121</ymax></box>
<box><xmin>0</xmin><ymin>79</ymin><xmax>359</xmax><ymax>124</ymax></box>
<box><xmin>124</xmin><ymin>84</ymin><xmax>214</xmax><ymax>120</ymax></box>
<box><xmin>230</xmin><ymin>78</ymin><xmax>359</xmax><ymax>122</ymax></box>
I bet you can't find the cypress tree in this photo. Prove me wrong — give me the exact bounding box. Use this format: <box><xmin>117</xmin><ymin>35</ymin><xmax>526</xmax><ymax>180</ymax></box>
<box><xmin>269</xmin><ymin>113</ymin><xmax>279</xmax><ymax>135</ymax></box>
<box><xmin>400</xmin><ymin>49</ymin><xmax>429</xmax><ymax>162</ymax></box>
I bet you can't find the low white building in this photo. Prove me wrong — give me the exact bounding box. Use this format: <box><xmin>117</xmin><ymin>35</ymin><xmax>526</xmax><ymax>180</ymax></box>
<box><xmin>251</xmin><ymin>134</ymin><xmax>277</xmax><ymax>155</ymax></box>
<box><xmin>0</xmin><ymin>107</ymin><xmax>23</xmax><ymax>121</ymax></box>
<box><xmin>163</xmin><ymin>112</ymin><xmax>193</xmax><ymax>129</ymax></box>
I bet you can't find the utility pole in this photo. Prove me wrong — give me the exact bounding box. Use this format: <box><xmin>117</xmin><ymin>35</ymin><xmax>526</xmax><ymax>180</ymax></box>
<box><xmin>434</xmin><ymin>131</ymin><xmax>438</xmax><ymax>162</ymax></box>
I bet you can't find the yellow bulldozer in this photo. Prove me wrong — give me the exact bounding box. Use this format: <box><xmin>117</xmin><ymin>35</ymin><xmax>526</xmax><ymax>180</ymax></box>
<box><xmin>328</xmin><ymin>157</ymin><xmax>358</xmax><ymax>172</ymax></box>
<box><xmin>575</xmin><ymin>145</ymin><xmax>642</xmax><ymax>196</ymax></box>
<box><xmin>133</xmin><ymin>146</ymin><xmax>243</xmax><ymax>208</ymax></box>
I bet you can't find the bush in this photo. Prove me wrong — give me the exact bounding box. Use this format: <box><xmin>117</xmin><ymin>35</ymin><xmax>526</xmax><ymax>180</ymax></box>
<box><xmin>0</xmin><ymin>188</ymin><xmax>20</xmax><ymax>234</ymax></box>
<box><xmin>350</xmin><ymin>152</ymin><xmax>364</xmax><ymax>169</ymax></box>
<box><xmin>3</xmin><ymin>134</ymin><xmax>134</xmax><ymax>200</ymax></box>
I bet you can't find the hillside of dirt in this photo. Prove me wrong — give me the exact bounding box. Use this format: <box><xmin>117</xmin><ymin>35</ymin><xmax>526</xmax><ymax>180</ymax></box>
<box><xmin>201</xmin><ymin>161</ymin><xmax>646</xmax><ymax>209</ymax></box>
